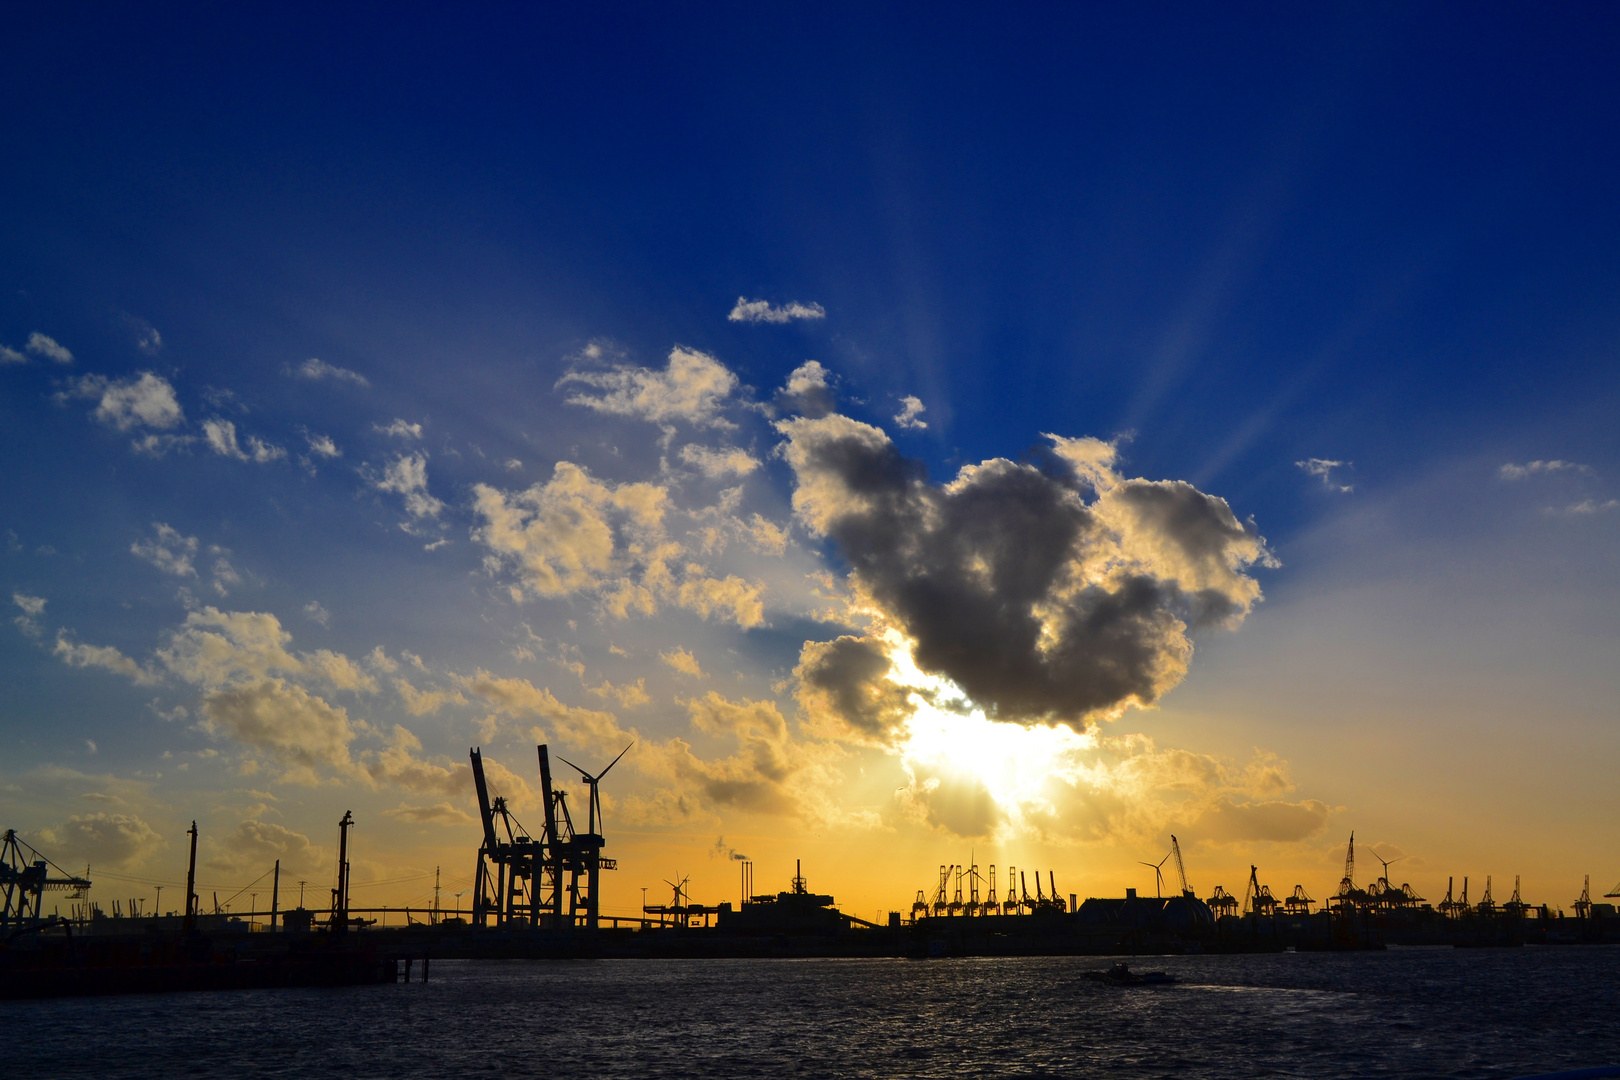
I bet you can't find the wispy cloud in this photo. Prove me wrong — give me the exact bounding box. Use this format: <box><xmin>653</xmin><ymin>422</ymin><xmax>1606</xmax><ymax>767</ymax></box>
<box><xmin>1500</xmin><ymin>459</ymin><xmax>1592</xmax><ymax>480</ymax></box>
<box><xmin>290</xmin><ymin>357</ymin><xmax>369</xmax><ymax>387</ymax></box>
<box><xmin>27</xmin><ymin>332</ymin><xmax>74</xmax><ymax>364</ymax></box>
<box><xmin>0</xmin><ymin>344</ymin><xmax>25</xmax><ymax>364</ymax></box>
<box><xmin>131</xmin><ymin>523</ymin><xmax>199</xmax><ymax>577</ymax></box>
<box><xmin>373</xmin><ymin>452</ymin><xmax>444</xmax><ymax>519</ymax></box>
<box><xmin>203</xmin><ymin>419</ymin><xmax>286</xmax><ymax>463</ymax></box>
<box><xmin>892</xmin><ymin>395</ymin><xmax>928</xmax><ymax>431</ymax></box>
<box><xmin>1296</xmin><ymin>457</ymin><xmax>1353</xmax><ymax>492</ymax></box>
<box><xmin>12</xmin><ymin>593</ymin><xmax>46</xmax><ymax>637</ymax></box>
<box><xmin>1545</xmin><ymin>498</ymin><xmax>1618</xmax><ymax>516</ymax></box>
<box><xmin>303</xmin><ymin>431</ymin><xmax>341</xmax><ymax>458</ymax></box>
<box><xmin>559</xmin><ymin>346</ymin><xmax>739</xmax><ymax>430</ymax></box>
<box><xmin>728</xmin><ymin>297</ymin><xmax>826</xmax><ymax>324</ymax></box>
<box><xmin>373</xmin><ymin>419</ymin><xmax>423</xmax><ymax>439</ymax></box>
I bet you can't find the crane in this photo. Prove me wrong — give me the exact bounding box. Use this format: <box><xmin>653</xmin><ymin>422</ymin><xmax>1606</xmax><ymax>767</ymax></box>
<box><xmin>1170</xmin><ymin>835</ymin><xmax>1192</xmax><ymax>897</ymax></box>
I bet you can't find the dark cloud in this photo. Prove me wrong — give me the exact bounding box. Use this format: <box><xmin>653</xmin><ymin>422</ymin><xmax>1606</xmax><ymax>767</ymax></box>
<box><xmin>780</xmin><ymin>415</ymin><xmax>1272</xmax><ymax>729</ymax></box>
<box><xmin>794</xmin><ymin>635</ymin><xmax>916</xmax><ymax>745</ymax></box>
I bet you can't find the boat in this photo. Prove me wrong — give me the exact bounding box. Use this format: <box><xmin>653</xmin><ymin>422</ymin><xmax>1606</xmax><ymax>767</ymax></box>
<box><xmin>1082</xmin><ymin>961</ymin><xmax>1176</xmax><ymax>986</ymax></box>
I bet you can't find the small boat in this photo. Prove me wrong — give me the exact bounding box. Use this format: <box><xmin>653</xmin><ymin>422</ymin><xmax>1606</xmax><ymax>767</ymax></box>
<box><xmin>1082</xmin><ymin>961</ymin><xmax>1176</xmax><ymax>987</ymax></box>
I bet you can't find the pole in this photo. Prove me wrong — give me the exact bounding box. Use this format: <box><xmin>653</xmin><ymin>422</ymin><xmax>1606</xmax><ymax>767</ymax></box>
<box><xmin>333</xmin><ymin>810</ymin><xmax>353</xmax><ymax>933</ymax></box>
<box><xmin>183</xmin><ymin>821</ymin><xmax>198</xmax><ymax>933</ymax></box>
<box><xmin>270</xmin><ymin>859</ymin><xmax>280</xmax><ymax>930</ymax></box>
<box><xmin>433</xmin><ymin>866</ymin><xmax>440</xmax><ymax>925</ymax></box>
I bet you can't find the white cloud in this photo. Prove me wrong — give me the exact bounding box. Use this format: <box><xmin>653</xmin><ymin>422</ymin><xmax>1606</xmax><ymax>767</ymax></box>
<box><xmin>374</xmin><ymin>419</ymin><xmax>423</xmax><ymax>439</ymax></box>
<box><xmin>0</xmin><ymin>344</ymin><xmax>25</xmax><ymax>364</ymax></box>
<box><xmin>1500</xmin><ymin>459</ymin><xmax>1591</xmax><ymax>480</ymax></box>
<box><xmin>130</xmin><ymin>320</ymin><xmax>162</xmax><ymax>356</ymax></box>
<box><xmin>559</xmin><ymin>346</ymin><xmax>740</xmax><ymax>430</ymax></box>
<box><xmin>54</xmin><ymin>632</ymin><xmax>161</xmax><ymax>685</ymax></box>
<box><xmin>130</xmin><ymin>433</ymin><xmax>196</xmax><ymax>457</ymax></box>
<box><xmin>67</xmin><ymin>372</ymin><xmax>184</xmax><ymax>431</ymax></box>
<box><xmin>303</xmin><ymin>601</ymin><xmax>330</xmax><ymax>627</ymax></box>
<box><xmin>728</xmin><ymin>297</ymin><xmax>826</xmax><ymax>324</ymax></box>
<box><xmin>374</xmin><ymin>452</ymin><xmax>445</xmax><ymax>519</ymax></box>
<box><xmin>304</xmin><ymin>431</ymin><xmax>341</xmax><ymax>458</ymax></box>
<box><xmin>503</xmin><ymin>458</ymin><xmax>523</xmax><ymax>471</ymax></box>
<box><xmin>1547</xmin><ymin>498</ymin><xmax>1619</xmax><ymax>516</ymax></box>
<box><xmin>1296</xmin><ymin>457</ymin><xmax>1353</xmax><ymax>492</ymax></box>
<box><xmin>291</xmin><ymin>357</ymin><xmax>369</xmax><ymax>387</ymax></box>
<box><xmin>13</xmin><ymin>593</ymin><xmax>46</xmax><ymax>636</ymax></box>
<box><xmin>26</xmin><ymin>332</ymin><xmax>73</xmax><ymax>364</ymax></box>
<box><xmin>892</xmin><ymin>395</ymin><xmax>928</xmax><ymax>431</ymax></box>
<box><xmin>678</xmin><ymin>444</ymin><xmax>760</xmax><ymax>478</ymax></box>
<box><xmin>131</xmin><ymin>523</ymin><xmax>199</xmax><ymax>577</ymax></box>
<box><xmin>203</xmin><ymin>419</ymin><xmax>286</xmax><ymax>463</ymax></box>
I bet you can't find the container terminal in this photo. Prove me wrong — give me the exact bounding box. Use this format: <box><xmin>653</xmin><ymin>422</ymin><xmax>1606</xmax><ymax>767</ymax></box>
<box><xmin>5</xmin><ymin>744</ymin><xmax>1619</xmax><ymax>998</ymax></box>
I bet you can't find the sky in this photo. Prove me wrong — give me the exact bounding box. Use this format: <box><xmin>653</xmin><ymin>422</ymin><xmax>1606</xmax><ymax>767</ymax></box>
<box><xmin>3</xmin><ymin>4</ymin><xmax>1618</xmax><ymax>922</ymax></box>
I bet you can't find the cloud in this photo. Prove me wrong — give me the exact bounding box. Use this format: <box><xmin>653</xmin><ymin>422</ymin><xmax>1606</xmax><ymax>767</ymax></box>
<box><xmin>157</xmin><ymin>607</ymin><xmax>304</xmax><ymax>687</ymax></box>
<box><xmin>453</xmin><ymin>670</ymin><xmax>629</xmax><ymax>754</ymax></box>
<box><xmin>203</xmin><ymin>419</ymin><xmax>286</xmax><ymax>463</ymax></box>
<box><xmin>775</xmin><ymin>360</ymin><xmax>835</xmax><ymax>418</ymax></box>
<box><xmin>374</xmin><ymin>419</ymin><xmax>423</xmax><ymax>439</ymax></box>
<box><xmin>1192</xmin><ymin>795</ymin><xmax>1331</xmax><ymax>843</ymax></box>
<box><xmin>54</xmin><ymin>632</ymin><xmax>161</xmax><ymax>685</ymax></box>
<box><xmin>383</xmin><ymin>801</ymin><xmax>474</xmax><ymax>826</ymax></box>
<box><xmin>202</xmin><ymin>820</ymin><xmax>320</xmax><ymax>875</ymax></box>
<box><xmin>27</xmin><ymin>332</ymin><xmax>73</xmax><ymax>364</ymax></box>
<box><xmin>628</xmin><ymin>692</ymin><xmax>848</xmax><ymax>822</ymax></box>
<box><xmin>794</xmin><ymin>635</ymin><xmax>915</xmax><ymax>746</ymax></box>
<box><xmin>1547</xmin><ymin>498</ymin><xmax>1619</xmax><ymax>516</ymax></box>
<box><xmin>394</xmin><ymin>678</ymin><xmax>467</xmax><ymax>716</ymax></box>
<box><xmin>131</xmin><ymin>523</ymin><xmax>199</xmax><ymax>577</ymax></box>
<box><xmin>892</xmin><ymin>396</ymin><xmax>928</xmax><ymax>431</ymax></box>
<box><xmin>778</xmin><ymin>415</ymin><xmax>1273</xmax><ymax>729</ymax></box>
<box><xmin>0</xmin><ymin>344</ymin><xmax>25</xmax><ymax>364</ymax></box>
<box><xmin>13</xmin><ymin>592</ymin><xmax>46</xmax><ymax>636</ymax></box>
<box><xmin>200</xmin><ymin>678</ymin><xmax>355</xmax><ymax>774</ymax></box>
<box><xmin>660</xmin><ymin>647</ymin><xmax>704</xmax><ymax>677</ymax></box>
<box><xmin>1500</xmin><ymin>459</ymin><xmax>1592</xmax><ymax>480</ymax></box>
<box><xmin>303</xmin><ymin>601</ymin><xmax>330</xmax><ymax>627</ymax></box>
<box><xmin>304</xmin><ymin>432</ymin><xmax>341</xmax><ymax>458</ymax></box>
<box><xmin>1296</xmin><ymin>458</ymin><xmax>1353</xmax><ymax>492</ymax></box>
<box><xmin>291</xmin><ymin>357</ymin><xmax>369</xmax><ymax>387</ymax></box>
<box><xmin>126</xmin><ymin>317</ymin><xmax>162</xmax><ymax>357</ymax></box>
<box><xmin>587</xmin><ymin>677</ymin><xmax>650</xmax><ymax>708</ymax></box>
<box><xmin>37</xmin><ymin>812</ymin><xmax>161</xmax><ymax>869</ymax></box>
<box><xmin>66</xmin><ymin>372</ymin><xmax>183</xmax><ymax>431</ymax></box>
<box><xmin>679</xmin><ymin>444</ymin><xmax>761</xmax><ymax>478</ymax></box>
<box><xmin>559</xmin><ymin>346</ymin><xmax>740</xmax><ymax>429</ymax></box>
<box><xmin>728</xmin><ymin>298</ymin><xmax>826</xmax><ymax>324</ymax></box>
<box><xmin>471</xmin><ymin>462</ymin><xmax>663</xmax><ymax>597</ymax></box>
<box><xmin>373</xmin><ymin>452</ymin><xmax>444</xmax><ymax>519</ymax></box>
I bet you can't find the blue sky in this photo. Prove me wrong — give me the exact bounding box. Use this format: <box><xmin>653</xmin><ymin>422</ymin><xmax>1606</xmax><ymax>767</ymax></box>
<box><xmin>3</xmin><ymin>5</ymin><xmax>1617</xmax><ymax>914</ymax></box>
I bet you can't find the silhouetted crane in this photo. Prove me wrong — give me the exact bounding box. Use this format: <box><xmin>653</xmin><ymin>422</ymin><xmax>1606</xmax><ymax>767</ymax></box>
<box><xmin>1170</xmin><ymin>835</ymin><xmax>1192</xmax><ymax>897</ymax></box>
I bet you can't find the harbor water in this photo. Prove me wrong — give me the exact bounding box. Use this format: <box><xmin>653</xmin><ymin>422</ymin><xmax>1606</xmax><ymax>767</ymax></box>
<box><xmin>7</xmin><ymin>945</ymin><xmax>1618</xmax><ymax>1078</ymax></box>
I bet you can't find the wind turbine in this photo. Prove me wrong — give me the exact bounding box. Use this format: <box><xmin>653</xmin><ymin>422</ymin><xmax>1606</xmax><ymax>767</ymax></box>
<box><xmin>556</xmin><ymin>742</ymin><xmax>634</xmax><ymax>837</ymax></box>
<box><xmin>1140</xmin><ymin>852</ymin><xmax>1170</xmax><ymax>898</ymax></box>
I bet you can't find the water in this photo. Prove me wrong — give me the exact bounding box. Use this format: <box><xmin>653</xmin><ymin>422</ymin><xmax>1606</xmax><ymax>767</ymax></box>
<box><xmin>7</xmin><ymin>946</ymin><xmax>1618</xmax><ymax>1078</ymax></box>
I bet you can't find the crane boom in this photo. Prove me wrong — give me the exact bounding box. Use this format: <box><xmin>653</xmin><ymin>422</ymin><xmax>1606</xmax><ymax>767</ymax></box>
<box><xmin>1170</xmin><ymin>835</ymin><xmax>1191</xmax><ymax>896</ymax></box>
